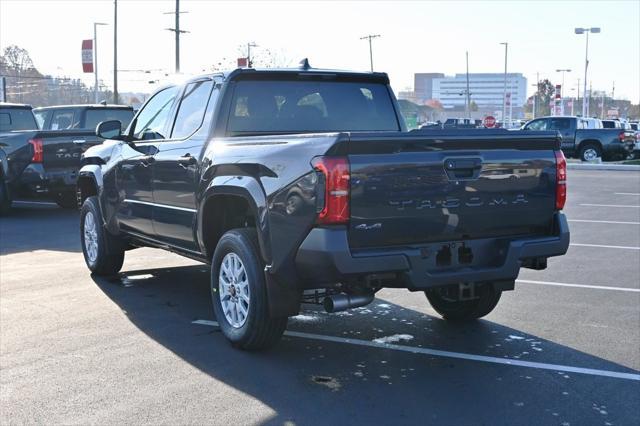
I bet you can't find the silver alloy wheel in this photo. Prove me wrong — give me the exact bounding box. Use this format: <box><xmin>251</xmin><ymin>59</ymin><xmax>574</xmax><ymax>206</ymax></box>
<box><xmin>83</xmin><ymin>211</ymin><xmax>99</xmax><ymax>263</ymax></box>
<box><xmin>218</xmin><ymin>252</ymin><xmax>250</xmax><ymax>328</ymax></box>
<box><xmin>583</xmin><ymin>148</ymin><xmax>599</xmax><ymax>161</ymax></box>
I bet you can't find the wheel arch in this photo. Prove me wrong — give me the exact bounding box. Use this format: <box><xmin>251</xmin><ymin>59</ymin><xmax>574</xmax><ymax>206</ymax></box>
<box><xmin>198</xmin><ymin>175</ymin><xmax>271</xmax><ymax>264</ymax></box>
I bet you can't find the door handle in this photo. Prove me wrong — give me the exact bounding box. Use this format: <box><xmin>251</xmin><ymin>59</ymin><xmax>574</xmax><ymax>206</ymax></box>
<box><xmin>178</xmin><ymin>154</ymin><xmax>197</xmax><ymax>167</ymax></box>
<box><xmin>72</xmin><ymin>139</ymin><xmax>87</xmax><ymax>144</ymax></box>
<box><xmin>140</xmin><ymin>155</ymin><xmax>155</xmax><ymax>167</ymax></box>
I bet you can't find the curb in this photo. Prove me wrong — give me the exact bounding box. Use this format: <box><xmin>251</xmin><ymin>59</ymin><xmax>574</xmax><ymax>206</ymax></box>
<box><xmin>567</xmin><ymin>163</ymin><xmax>640</xmax><ymax>171</ymax></box>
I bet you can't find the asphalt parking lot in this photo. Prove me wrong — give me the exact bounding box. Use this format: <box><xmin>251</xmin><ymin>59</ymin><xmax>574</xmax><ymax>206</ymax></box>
<box><xmin>1</xmin><ymin>169</ymin><xmax>639</xmax><ymax>425</ymax></box>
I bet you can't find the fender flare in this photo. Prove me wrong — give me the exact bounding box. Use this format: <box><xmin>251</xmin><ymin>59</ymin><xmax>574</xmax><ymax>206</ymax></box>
<box><xmin>198</xmin><ymin>175</ymin><xmax>271</xmax><ymax>264</ymax></box>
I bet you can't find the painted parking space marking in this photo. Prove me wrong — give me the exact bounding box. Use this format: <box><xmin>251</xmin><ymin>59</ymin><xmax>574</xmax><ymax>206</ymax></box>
<box><xmin>579</xmin><ymin>203</ymin><xmax>640</xmax><ymax>208</ymax></box>
<box><xmin>570</xmin><ymin>243</ymin><xmax>640</xmax><ymax>250</ymax></box>
<box><xmin>614</xmin><ymin>193</ymin><xmax>640</xmax><ymax>196</ymax></box>
<box><xmin>517</xmin><ymin>279</ymin><xmax>640</xmax><ymax>293</ymax></box>
<box><xmin>192</xmin><ymin>320</ymin><xmax>640</xmax><ymax>381</ymax></box>
<box><xmin>568</xmin><ymin>219</ymin><xmax>640</xmax><ymax>225</ymax></box>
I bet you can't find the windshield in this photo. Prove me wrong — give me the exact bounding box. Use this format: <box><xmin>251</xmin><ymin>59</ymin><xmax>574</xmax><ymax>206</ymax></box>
<box><xmin>0</xmin><ymin>108</ymin><xmax>38</xmax><ymax>131</ymax></box>
<box><xmin>227</xmin><ymin>80</ymin><xmax>399</xmax><ymax>134</ymax></box>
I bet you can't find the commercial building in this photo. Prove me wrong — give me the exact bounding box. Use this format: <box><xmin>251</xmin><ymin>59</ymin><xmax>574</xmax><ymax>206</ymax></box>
<box><xmin>413</xmin><ymin>73</ymin><xmax>445</xmax><ymax>103</ymax></box>
<box><xmin>432</xmin><ymin>73</ymin><xmax>527</xmax><ymax>119</ymax></box>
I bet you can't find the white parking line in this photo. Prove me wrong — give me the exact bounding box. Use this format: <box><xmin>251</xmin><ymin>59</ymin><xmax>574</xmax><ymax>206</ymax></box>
<box><xmin>570</xmin><ymin>243</ymin><xmax>640</xmax><ymax>250</ymax></box>
<box><xmin>615</xmin><ymin>193</ymin><xmax>640</xmax><ymax>196</ymax></box>
<box><xmin>192</xmin><ymin>320</ymin><xmax>640</xmax><ymax>381</ymax></box>
<box><xmin>580</xmin><ymin>203</ymin><xmax>640</xmax><ymax>208</ymax></box>
<box><xmin>517</xmin><ymin>279</ymin><xmax>640</xmax><ymax>293</ymax></box>
<box><xmin>12</xmin><ymin>201</ymin><xmax>57</xmax><ymax>206</ymax></box>
<box><xmin>568</xmin><ymin>219</ymin><xmax>640</xmax><ymax>225</ymax></box>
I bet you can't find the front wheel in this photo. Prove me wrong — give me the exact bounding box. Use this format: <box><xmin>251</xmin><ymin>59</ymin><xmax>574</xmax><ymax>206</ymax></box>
<box><xmin>211</xmin><ymin>228</ymin><xmax>287</xmax><ymax>350</ymax></box>
<box><xmin>425</xmin><ymin>284</ymin><xmax>502</xmax><ymax>322</ymax></box>
<box><xmin>80</xmin><ymin>196</ymin><xmax>125</xmax><ymax>275</ymax></box>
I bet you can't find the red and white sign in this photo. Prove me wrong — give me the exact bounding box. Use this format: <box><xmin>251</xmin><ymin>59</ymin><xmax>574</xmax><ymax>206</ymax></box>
<box><xmin>237</xmin><ymin>57</ymin><xmax>248</xmax><ymax>67</ymax></box>
<box><xmin>82</xmin><ymin>39</ymin><xmax>93</xmax><ymax>73</ymax></box>
<box><xmin>483</xmin><ymin>115</ymin><xmax>496</xmax><ymax>128</ymax></box>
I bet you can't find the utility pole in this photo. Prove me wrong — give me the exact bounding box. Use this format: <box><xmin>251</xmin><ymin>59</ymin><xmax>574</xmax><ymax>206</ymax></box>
<box><xmin>532</xmin><ymin>71</ymin><xmax>539</xmax><ymax>119</ymax></box>
<box><xmin>165</xmin><ymin>0</ymin><xmax>189</xmax><ymax>73</ymax></box>
<box><xmin>246</xmin><ymin>42</ymin><xmax>257</xmax><ymax>67</ymax></box>
<box><xmin>113</xmin><ymin>0</ymin><xmax>118</xmax><ymax>104</ymax></box>
<box><xmin>93</xmin><ymin>22</ymin><xmax>107</xmax><ymax>103</ymax></box>
<box><xmin>360</xmin><ymin>34</ymin><xmax>381</xmax><ymax>72</ymax></box>
<box><xmin>556</xmin><ymin>69</ymin><xmax>571</xmax><ymax>114</ymax></box>
<box><xmin>575</xmin><ymin>27</ymin><xmax>601</xmax><ymax>117</ymax></box>
<box><xmin>500</xmin><ymin>42</ymin><xmax>508</xmax><ymax>126</ymax></box>
<box><xmin>465</xmin><ymin>51</ymin><xmax>471</xmax><ymax>119</ymax></box>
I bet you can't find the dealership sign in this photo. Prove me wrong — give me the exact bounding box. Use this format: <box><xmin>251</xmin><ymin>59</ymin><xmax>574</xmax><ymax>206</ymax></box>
<box><xmin>82</xmin><ymin>40</ymin><xmax>93</xmax><ymax>73</ymax></box>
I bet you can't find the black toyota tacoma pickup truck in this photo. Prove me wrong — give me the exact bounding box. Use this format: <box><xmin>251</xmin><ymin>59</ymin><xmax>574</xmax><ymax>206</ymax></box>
<box><xmin>77</xmin><ymin>66</ymin><xmax>570</xmax><ymax>350</ymax></box>
<box><xmin>522</xmin><ymin>116</ymin><xmax>636</xmax><ymax>161</ymax></box>
<box><xmin>0</xmin><ymin>104</ymin><xmax>133</xmax><ymax>213</ymax></box>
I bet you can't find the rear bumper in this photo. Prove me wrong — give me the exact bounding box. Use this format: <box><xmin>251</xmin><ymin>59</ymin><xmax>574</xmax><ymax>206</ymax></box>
<box><xmin>9</xmin><ymin>164</ymin><xmax>77</xmax><ymax>199</ymax></box>
<box><xmin>295</xmin><ymin>213</ymin><xmax>570</xmax><ymax>290</ymax></box>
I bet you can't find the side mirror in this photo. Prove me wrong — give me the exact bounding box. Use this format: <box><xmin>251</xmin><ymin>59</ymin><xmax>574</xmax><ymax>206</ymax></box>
<box><xmin>96</xmin><ymin>120</ymin><xmax>122</xmax><ymax>139</ymax></box>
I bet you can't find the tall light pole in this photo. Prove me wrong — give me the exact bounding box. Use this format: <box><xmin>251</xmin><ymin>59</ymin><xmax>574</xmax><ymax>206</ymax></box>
<box><xmin>360</xmin><ymin>34</ymin><xmax>381</xmax><ymax>72</ymax></box>
<box><xmin>93</xmin><ymin>22</ymin><xmax>107</xmax><ymax>104</ymax></box>
<box><xmin>556</xmin><ymin>69</ymin><xmax>571</xmax><ymax>114</ymax></box>
<box><xmin>113</xmin><ymin>0</ymin><xmax>118</xmax><ymax>104</ymax></box>
<box><xmin>465</xmin><ymin>51</ymin><xmax>471</xmax><ymax>119</ymax></box>
<box><xmin>500</xmin><ymin>42</ymin><xmax>508</xmax><ymax>126</ymax></box>
<box><xmin>575</xmin><ymin>27</ymin><xmax>601</xmax><ymax>117</ymax></box>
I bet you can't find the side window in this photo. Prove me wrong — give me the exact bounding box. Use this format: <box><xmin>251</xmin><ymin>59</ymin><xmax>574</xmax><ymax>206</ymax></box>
<box><xmin>132</xmin><ymin>86</ymin><xmax>180</xmax><ymax>140</ymax></box>
<box><xmin>525</xmin><ymin>119</ymin><xmax>548</xmax><ymax>131</ymax></box>
<box><xmin>170</xmin><ymin>80</ymin><xmax>214</xmax><ymax>139</ymax></box>
<box><xmin>548</xmin><ymin>118</ymin><xmax>570</xmax><ymax>130</ymax></box>
<box><xmin>50</xmin><ymin>110</ymin><xmax>75</xmax><ymax>130</ymax></box>
<box><xmin>34</xmin><ymin>110</ymin><xmax>51</xmax><ymax>129</ymax></box>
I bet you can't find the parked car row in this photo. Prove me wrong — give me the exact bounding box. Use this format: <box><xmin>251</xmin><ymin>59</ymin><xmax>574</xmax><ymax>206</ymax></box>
<box><xmin>0</xmin><ymin>103</ymin><xmax>134</xmax><ymax>213</ymax></box>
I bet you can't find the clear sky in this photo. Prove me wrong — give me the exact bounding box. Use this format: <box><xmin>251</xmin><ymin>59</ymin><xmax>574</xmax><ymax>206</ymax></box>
<box><xmin>1</xmin><ymin>0</ymin><xmax>639</xmax><ymax>101</ymax></box>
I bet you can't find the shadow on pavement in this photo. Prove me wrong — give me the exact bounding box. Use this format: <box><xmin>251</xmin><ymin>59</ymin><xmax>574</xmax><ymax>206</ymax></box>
<box><xmin>0</xmin><ymin>203</ymin><xmax>80</xmax><ymax>255</ymax></box>
<box><xmin>91</xmin><ymin>264</ymin><xmax>640</xmax><ymax>426</ymax></box>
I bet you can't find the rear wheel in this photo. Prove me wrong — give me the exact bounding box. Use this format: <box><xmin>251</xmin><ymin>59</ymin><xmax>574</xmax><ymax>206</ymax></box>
<box><xmin>0</xmin><ymin>175</ymin><xmax>11</xmax><ymax>215</ymax></box>
<box><xmin>425</xmin><ymin>284</ymin><xmax>502</xmax><ymax>322</ymax></box>
<box><xmin>579</xmin><ymin>143</ymin><xmax>602</xmax><ymax>162</ymax></box>
<box><xmin>211</xmin><ymin>228</ymin><xmax>287</xmax><ymax>350</ymax></box>
<box><xmin>80</xmin><ymin>196</ymin><xmax>125</xmax><ymax>275</ymax></box>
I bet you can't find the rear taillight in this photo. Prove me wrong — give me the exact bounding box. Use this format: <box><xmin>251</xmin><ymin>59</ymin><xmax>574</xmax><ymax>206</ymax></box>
<box><xmin>555</xmin><ymin>150</ymin><xmax>567</xmax><ymax>210</ymax></box>
<box><xmin>312</xmin><ymin>156</ymin><xmax>350</xmax><ymax>224</ymax></box>
<box><xmin>618</xmin><ymin>131</ymin><xmax>625</xmax><ymax>142</ymax></box>
<box><xmin>29</xmin><ymin>138</ymin><xmax>43</xmax><ymax>163</ymax></box>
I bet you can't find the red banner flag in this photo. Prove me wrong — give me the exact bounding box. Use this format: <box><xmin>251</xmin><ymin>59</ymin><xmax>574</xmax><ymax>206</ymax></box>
<box><xmin>82</xmin><ymin>39</ymin><xmax>93</xmax><ymax>73</ymax></box>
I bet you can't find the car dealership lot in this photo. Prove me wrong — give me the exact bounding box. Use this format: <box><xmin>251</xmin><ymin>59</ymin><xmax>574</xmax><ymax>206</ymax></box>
<box><xmin>1</xmin><ymin>169</ymin><xmax>638</xmax><ymax>425</ymax></box>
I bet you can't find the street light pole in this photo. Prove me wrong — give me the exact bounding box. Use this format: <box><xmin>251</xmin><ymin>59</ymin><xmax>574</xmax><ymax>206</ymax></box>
<box><xmin>246</xmin><ymin>42</ymin><xmax>257</xmax><ymax>67</ymax></box>
<box><xmin>113</xmin><ymin>0</ymin><xmax>118</xmax><ymax>104</ymax></box>
<box><xmin>360</xmin><ymin>34</ymin><xmax>381</xmax><ymax>72</ymax></box>
<box><xmin>465</xmin><ymin>51</ymin><xmax>471</xmax><ymax>119</ymax></box>
<box><xmin>575</xmin><ymin>27</ymin><xmax>601</xmax><ymax>117</ymax></box>
<box><xmin>93</xmin><ymin>22</ymin><xmax>107</xmax><ymax>104</ymax></box>
<box><xmin>500</xmin><ymin>42</ymin><xmax>508</xmax><ymax>126</ymax></box>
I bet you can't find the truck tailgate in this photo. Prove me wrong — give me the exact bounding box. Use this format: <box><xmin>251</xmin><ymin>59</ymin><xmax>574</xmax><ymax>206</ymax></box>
<box><xmin>346</xmin><ymin>131</ymin><xmax>560</xmax><ymax>249</ymax></box>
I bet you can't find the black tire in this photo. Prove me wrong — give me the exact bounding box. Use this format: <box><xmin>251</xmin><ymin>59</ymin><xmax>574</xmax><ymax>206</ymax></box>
<box><xmin>426</xmin><ymin>284</ymin><xmax>502</xmax><ymax>322</ymax></box>
<box><xmin>211</xmin><ymin>228</ymin><xmax>287</xmax><ymax>350</ymax></box>
<box><xmin>80</xmin><ymin>196</ymin><xmax>125</xmax><ymax>275</ymax></box>
<box><xmin>55</xmin><ymin>192</ymin><xmax>78</xmax><ymax>209</ymax></box>
<box><xmin>579</xmin><ymin>143</ymin><xmax>602</xmax><ymax>162</ymax></box>
<box><xmin>0</xmin><ymin>175</ymin><xmax>11</xmax><ymax>215</ymax></box>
